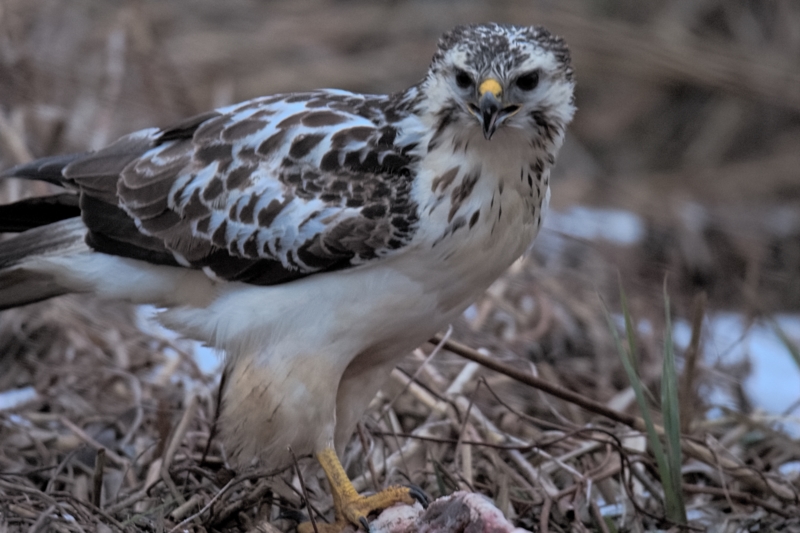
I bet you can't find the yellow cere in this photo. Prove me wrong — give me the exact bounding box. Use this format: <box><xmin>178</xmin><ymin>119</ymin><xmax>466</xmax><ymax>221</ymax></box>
<box><xmin>478</xmin><ymin>78</ymin><xmax>502</xmax><ymax>97</ymax></box>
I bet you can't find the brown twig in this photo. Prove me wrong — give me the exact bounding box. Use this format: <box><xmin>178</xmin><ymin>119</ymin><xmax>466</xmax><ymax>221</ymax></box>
<box><xmin>433</xmin><ymin>335</ymin><xmax>639</xmax><ymax>427</ymax></box>
<box><xmin>539</xmin><ymin>495</ymin><xmax>552</xmax><ymax>533</ymax></box>
<box><xmin>92</xmin><ymin>448</ymin><xmax>106</xmax><ymax>508</ymax></box>
<box><xmin>436</xmin><ymin>335</ymin><xmax>799</xmax><ymax>501</ymax></box>
<box><xmin>167</xmin><ymin>478</ymin><xmax>236</xmax><ymax>533</ymax></box>
<box><xmin>356</xmin><ymin>422</ymin><xmax>381</xmax><ymax>493</ymax></box>
<box><xmin>160</xmin><ymin>394</ymin><xmax>199</xmax><ymax>507</ymax></box>
<box><xmin>58</xmin><ymin>417</ymin><xmax>128</xmax><ymax>466</ymax></box>
<box><xmin>682</xmin><ymin>484</ymin><xmax>795</xmax><ymax>518</ymax></box>
<box><xmin>289</xmin><ymin>447</ymin><xmax>319</xmax><ymax>533</ymax></box>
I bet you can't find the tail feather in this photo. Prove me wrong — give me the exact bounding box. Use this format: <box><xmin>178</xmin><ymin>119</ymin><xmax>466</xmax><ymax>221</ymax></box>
<box><xmin>0</xmin><ymin>136</ymin><xmax>174</xmax><ymax>310</ymax></box>
<box><xmin>0</xmin><ymin>193</ymin><xmax>80</xmax><ymax>232</ymax></box>
<box><xmin>0</xmin><ymin>268</ymin><xmax>69</xmax><ymax>310</ymax></box>
<box><xmin>0</xmin><ymin>152</ymin><xmax>88</xmax><ymax>308</ymax></box>
<box><xmin>0</xmin><ymin>218</ymin><xmax>87</xmax><ymax>309</ymax></box>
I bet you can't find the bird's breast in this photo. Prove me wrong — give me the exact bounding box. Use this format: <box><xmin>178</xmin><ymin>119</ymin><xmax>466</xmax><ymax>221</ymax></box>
<box><xmin>408</xmin><ymin>139</ymin><xmax>550</xmax><ymax>315</ymax></box>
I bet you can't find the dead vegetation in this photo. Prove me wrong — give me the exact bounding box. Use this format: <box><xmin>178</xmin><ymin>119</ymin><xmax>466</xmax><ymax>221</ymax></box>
<box><xmin>1</xmin><ymin>1</ymin><xmax>800</xmax><ymax>531</ymax></box>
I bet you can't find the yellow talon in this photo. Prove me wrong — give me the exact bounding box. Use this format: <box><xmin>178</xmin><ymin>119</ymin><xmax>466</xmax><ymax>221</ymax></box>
<box><xmin>298</xmin><ymin>448</ymin><xmax>422</xmax><ymax>532</ymax></box>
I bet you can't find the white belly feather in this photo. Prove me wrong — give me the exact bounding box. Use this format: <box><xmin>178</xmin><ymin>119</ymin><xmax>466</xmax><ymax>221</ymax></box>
<box><xmin>192</xmin><ymin>127</ymin><xmax>553</xmax><ymax>466</ymax></box>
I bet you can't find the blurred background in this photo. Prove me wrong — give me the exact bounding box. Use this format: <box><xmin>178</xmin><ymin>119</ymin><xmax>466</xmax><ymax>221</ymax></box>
<box><xmin>1</xmin><ymin>0</ymin><xmax>799</xmax><ymax>311</ymax></box>
<box><xmin>1</xmin><ymin>0</ymin><xmax>799</xmax><ymax>530</ymax></box>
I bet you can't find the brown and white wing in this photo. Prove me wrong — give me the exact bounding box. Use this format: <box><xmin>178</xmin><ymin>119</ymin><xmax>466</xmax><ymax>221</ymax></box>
<box><xmin>52</xmin><ymin>91</ymin><xmax>421</xmax><ymax>285</ymax></box>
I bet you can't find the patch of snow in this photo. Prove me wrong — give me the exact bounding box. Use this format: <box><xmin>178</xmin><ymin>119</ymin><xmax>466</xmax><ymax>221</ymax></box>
<box><xmin>599</xmin><ymin>503</ymin><xmax>625</xmax><ymax>516</ymax></box>
<box><xmin>674</xmin><ymin>313</ymin><xmax>800</xmax><ymax>437</ymax></box>
<box><xmin>543</xmin><ymin>206</ymin><xmax>645</xmax><ymax>246</ymax></box>
<box><xmin>0</xmin><ymin>386</ymin><xmax>38</xmax><ymax>411</ymax></box>
<box><xmin>778</xmin><ymin>460</ymin><xmax>800</xmax><ymax>479</ymax></box>
<box><xmin>136</xmin><ymin>305</ymin><xmax>222</xmax><ymax>376</ymax></box>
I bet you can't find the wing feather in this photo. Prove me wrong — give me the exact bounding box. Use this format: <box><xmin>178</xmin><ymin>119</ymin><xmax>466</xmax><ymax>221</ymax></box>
<box><xmin>63</xmin><ymin>90</ymin><xmax>421</xmax><ymax>284</ymax></box>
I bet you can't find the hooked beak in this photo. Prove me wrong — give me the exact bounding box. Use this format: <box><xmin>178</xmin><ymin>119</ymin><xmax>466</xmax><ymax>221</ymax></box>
<box><xmin>472</xmin><ymin>78</ymin><xmax>509</xmax><ymax>140</ymax></box>
<box><xmin>479</xmin><ymin>91</ymin><xmax>501</xmax><ymax>140</ymax></box>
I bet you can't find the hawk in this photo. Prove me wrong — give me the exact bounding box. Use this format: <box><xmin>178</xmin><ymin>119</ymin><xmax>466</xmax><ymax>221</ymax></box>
<box><xmin>0</xmin><ymin>23</ymin><xmax>574</xmax><ymax>531</ymax></box>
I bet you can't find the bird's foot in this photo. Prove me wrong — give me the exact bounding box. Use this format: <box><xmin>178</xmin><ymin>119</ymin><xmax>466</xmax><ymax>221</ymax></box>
<box><xmin>297</xmin><ymin>448</ymin><xmax>427</xmax><ymax>532</ymax></box>
<box><xmin>336</xmin><ymin>485</ymin><xmax>426</xmax><ymax>530</ymax></box>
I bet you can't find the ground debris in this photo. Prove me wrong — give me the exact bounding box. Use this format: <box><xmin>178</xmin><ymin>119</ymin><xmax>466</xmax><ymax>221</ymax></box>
<box><xmin>2</xmin><ymin>1</ymin><xmax>800</xmax><ymax>531</ymax></box>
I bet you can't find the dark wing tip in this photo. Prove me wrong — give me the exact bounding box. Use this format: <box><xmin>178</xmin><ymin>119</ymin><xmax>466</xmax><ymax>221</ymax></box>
<box><xmin>1</xmin><ymin>153</ymin><xmax>86</xmax><ymax>185</ymax></box>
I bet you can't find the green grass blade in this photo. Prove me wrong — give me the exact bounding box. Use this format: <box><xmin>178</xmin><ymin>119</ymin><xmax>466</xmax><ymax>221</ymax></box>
<box><xmin>618</xmin><ymin>279</ymin><xmax>657</xmax><ymax>405</ymax></box>
<box><xmin>601</xmin><ymin>282</ymin><xmax>687</xmax><ymax>525</ymax></box>
<box><xmin>618</xmin><ymin>274</ymin><xmax>639</xmax><ymax>374</ymax></box>
<box><xmin>600</xmin><ymin>293</ymin><xmax>670</xmax><ymax>499</ymax></box>
<box><xmin>660</xmin><ymin>282</ymin><xmax>687</xmax><ymax>523</ymax></box>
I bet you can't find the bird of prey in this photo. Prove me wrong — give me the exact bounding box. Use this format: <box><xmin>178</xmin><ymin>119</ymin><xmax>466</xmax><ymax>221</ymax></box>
<box><xmin>0</xmin><ymin>23</ymin><xmax>574</xmax><ymax>531</ymax></box>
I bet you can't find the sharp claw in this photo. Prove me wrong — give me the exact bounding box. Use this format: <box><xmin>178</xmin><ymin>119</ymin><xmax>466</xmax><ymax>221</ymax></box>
<box><xmin>359</xmin><ymin>516</ymin><xmax>370</xmax><ymax>531</ymax></box>
<box><xmin>407</xmin><ymin>485</ymin><xmax>429</xmax><ymax>508</ymax></box>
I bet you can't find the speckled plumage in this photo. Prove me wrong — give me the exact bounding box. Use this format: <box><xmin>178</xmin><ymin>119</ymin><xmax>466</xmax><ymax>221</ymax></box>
<box><xmin>0</xmin><ymin>23</ymin><xmax>575</xmax><ymax>471</ymax></box>
<box><xmin>49</xmin><ymin>89</ymin><xmax>423</xmax><ymax>285</ymax></box>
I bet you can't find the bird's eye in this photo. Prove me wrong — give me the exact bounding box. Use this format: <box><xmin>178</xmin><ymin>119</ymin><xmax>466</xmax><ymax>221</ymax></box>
<box><xmin>515</xmin><ymin>71</ymin><xmax>539</xmax><ymax>91</ymax></box>
<box><xmin>455</xmin><ymin>69</ymin><xmax>474</xmax><ymax>89</ymax></box>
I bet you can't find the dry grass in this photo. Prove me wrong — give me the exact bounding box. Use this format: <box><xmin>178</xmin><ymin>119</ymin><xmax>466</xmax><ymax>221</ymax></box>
<box><xmin>1</xmin><ymin>1</ymin><xmax>799</xmax><ymax>531</ymax></box>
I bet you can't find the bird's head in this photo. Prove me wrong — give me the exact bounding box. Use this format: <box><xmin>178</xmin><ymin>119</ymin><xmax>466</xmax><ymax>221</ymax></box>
<box><xmin>420</xmin><ymin>23</ymin><xmax>575</xmax><ymax>142</ymax></box>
